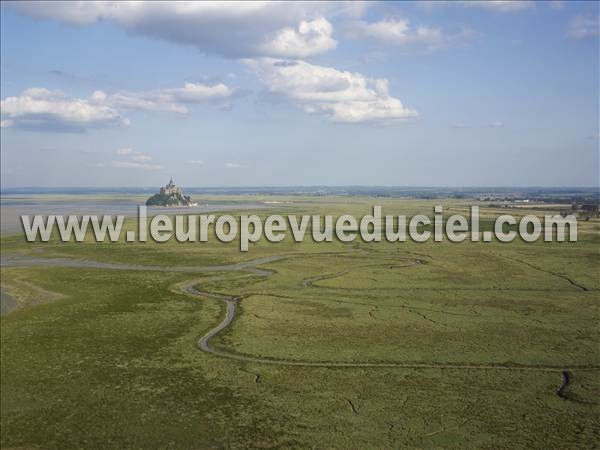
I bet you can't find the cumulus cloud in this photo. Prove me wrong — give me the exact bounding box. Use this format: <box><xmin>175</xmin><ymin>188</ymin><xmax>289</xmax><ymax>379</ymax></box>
<box><xmin>106</xmin><ymin>92</ymin><xmax>187</xmax><ymax>114</ymax></box>
<box><xmin>258</xmin><ymin>17</ymin><xmax>336</xmax><ymax>58</ymax></box>
<box><xmin>247</xmin><ymin>58</ymin><xmax>417</xmax><ymax>124</ymax></box>
<box><xmin>1</xmin><ymin>81</ymin><xmax>236</xmax><ymax>131</ymax></box>
<box><xmin>112</xmin><ymin>148</ymin><xmax>162</xmax><ymax>170</ymax></box>
<box><xmin>10</xmin><ymin>1</ymin><xmax>346</xmax><ymax>58</ymax></box>
<box><xmin>346</xmin><ymin>19</ymin><xmax>473</xmax><ymax>51</ymax></box>
<box><xmin>420</xmin><ymin>1</ymin><xmax>533</xmax><ymax>13</ymax></box>
<box><xmin>0</xmin><ymin>87</ymin><xmax>127</xmax><ymax>131</ymax></box>
<box><xmin>106</xmin><ymin>82</ymin><xmax>235</xmax><ymax>113</ymax></box>
<box><xmin>566</xmin><ymin>15</ymin><xmax>600</xmax><ymax>40</ymax></box>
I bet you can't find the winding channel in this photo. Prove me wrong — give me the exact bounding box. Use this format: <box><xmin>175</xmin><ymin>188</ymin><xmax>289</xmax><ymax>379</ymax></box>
<box><xmin>3</xmin><ymin>253</ymin><xmax>599</xmax><ymax>378</ymax></box>
<box><xmin>182</xmin><ymin>278</ymin><xmax>598</xmax><ymax>373</ymax></box>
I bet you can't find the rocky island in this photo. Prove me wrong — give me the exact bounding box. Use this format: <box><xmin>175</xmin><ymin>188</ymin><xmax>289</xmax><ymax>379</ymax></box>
<box><xmin>146</xmin><ymin>178</ymin><xmax>197</xmax><ymax>207</ymax></box>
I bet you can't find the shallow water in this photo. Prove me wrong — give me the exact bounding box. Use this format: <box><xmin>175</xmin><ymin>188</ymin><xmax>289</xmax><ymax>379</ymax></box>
<box><xmin>0</xmin><ymin>195</ymin><xmax>269</xmax><ymax>235</ymax></box>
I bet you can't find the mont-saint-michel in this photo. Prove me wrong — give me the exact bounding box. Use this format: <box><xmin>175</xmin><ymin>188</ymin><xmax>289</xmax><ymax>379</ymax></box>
<box><xmin>145</xmin><ymin>178</ymin><xmax>197</xmax><ymax>207</ymax></box>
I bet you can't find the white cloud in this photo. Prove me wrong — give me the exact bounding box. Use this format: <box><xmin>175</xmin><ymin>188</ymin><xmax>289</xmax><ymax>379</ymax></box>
<box><xmin>419</xmin><ymin>1</ymin><xmax>533</xmax><ymax>13</ymax></box>
<box><xmin>111</xmin><ymin>160</ymin><xmax>162</xmax><ymax>170</ymax></box>
<box><xmin>258</xmin><ymin>18</ymin><xmax>336</xmax><ymax>58</ymax></box>
<box><xmin>1</xmin><ymin>82</ymin><xmax>236</xmax><ymax>131</ymax></box>
<box><xmin>347</xmin><ymin>19</ymin><xmax>473</xmax><ymax>51</ymax></box>
<box><xmin>10</xmin><ymin>1</ymin><xmax>348</xmax><ymax>58</ymax></box>
<box><xmin>225</xmin><ymin>162</ymin><xmax>246</xmax><ymax>168</ymax></box>
<box><xmin>460</xmin><ymin>1</ymin><xmax>533</xmax><ymax>12</ymax></box>
<box><xmin>247</xmin><ymin>58</ymin><xmax>417</xmax><ymax>124</ymax></box>
<box><xmin>112</xmin><ymin>148</ymin><xmax>161</xmax><ymax>170</ymax></box>
<box><xmin>188</xmin><ymin>160</ymin><xmax>204</xmax><ymax>165</ymax></box>
<box><xmin>0</xmin><ymin>87</ymin><xmax>127</xmax><ymax>131</ymax></box>
<box><xmin>566</xmin><ymin>15</ymin><xmax>600</xmax><ymax>40</ymax></box>
<box><xmin>107</xmin><ymin>92</ymin><xmax>187</xmax><ymax>114</ymax></box>
<box><xmin>106</xmin><ymin>82</ymin><xmax>235</xmax><ymax>113</ymax></box>
<box><xmin>489</xmin><ymin>121</ymin><xmax>504</xmax><ymax>128</ymax></box>
<box><xmin>171</xmin><ymin>82</ymin><xmax>234</xmax><ymax>101</ymax></box>
<box><xmin>130</xmin><ymin>154</ymin><xmax>152</xmax><ymax>162</ymax></box>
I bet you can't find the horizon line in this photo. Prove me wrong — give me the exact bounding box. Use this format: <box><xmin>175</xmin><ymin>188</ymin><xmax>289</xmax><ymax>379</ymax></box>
<box><xmin>1</xmin><ymin>185</ymin><xmax>598</xmax><ymax>191</ymax></box>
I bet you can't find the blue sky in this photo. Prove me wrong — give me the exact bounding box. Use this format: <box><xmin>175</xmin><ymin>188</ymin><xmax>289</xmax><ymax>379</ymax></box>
<box><xmin>1</xmin><ymin>1</ymin><xmax>598</xmax><ymax>188</ymax></box>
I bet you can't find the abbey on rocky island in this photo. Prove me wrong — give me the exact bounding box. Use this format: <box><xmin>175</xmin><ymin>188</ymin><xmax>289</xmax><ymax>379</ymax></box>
<box><xmin>146</xmin><ymin>178</ymin><xmax>197</xmax><ymax>207</ymax></box>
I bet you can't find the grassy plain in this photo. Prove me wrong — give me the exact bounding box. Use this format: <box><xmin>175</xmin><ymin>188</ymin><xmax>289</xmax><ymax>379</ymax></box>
<box><xmin>1</xmin><ymin>196</ymin><xmax>599</xmax><ymax>448</ymax></box>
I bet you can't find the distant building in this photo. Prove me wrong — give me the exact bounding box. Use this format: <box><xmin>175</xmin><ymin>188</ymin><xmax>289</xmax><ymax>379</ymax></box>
<box><xmin>146</xmin><ymin>178</ymin><xmax>197</xmax><ymax>207</ymax></box>
<box><xmin>160</xmin><ymin>178</ymin><xmax>182</xmax><ymax>196</ymax></box>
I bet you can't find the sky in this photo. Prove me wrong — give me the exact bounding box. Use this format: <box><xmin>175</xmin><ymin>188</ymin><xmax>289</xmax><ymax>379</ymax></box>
<box><xmin>0</xmin><ymin>1</ymin><xmax>598</xmax><ymax>188</ymax></box>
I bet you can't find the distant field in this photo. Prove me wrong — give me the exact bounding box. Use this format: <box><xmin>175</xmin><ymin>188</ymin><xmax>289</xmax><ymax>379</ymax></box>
<box><xmin>1</xmin><ymin>196</ymin><xmax>599</xmax><ymax>449</ymax></box>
